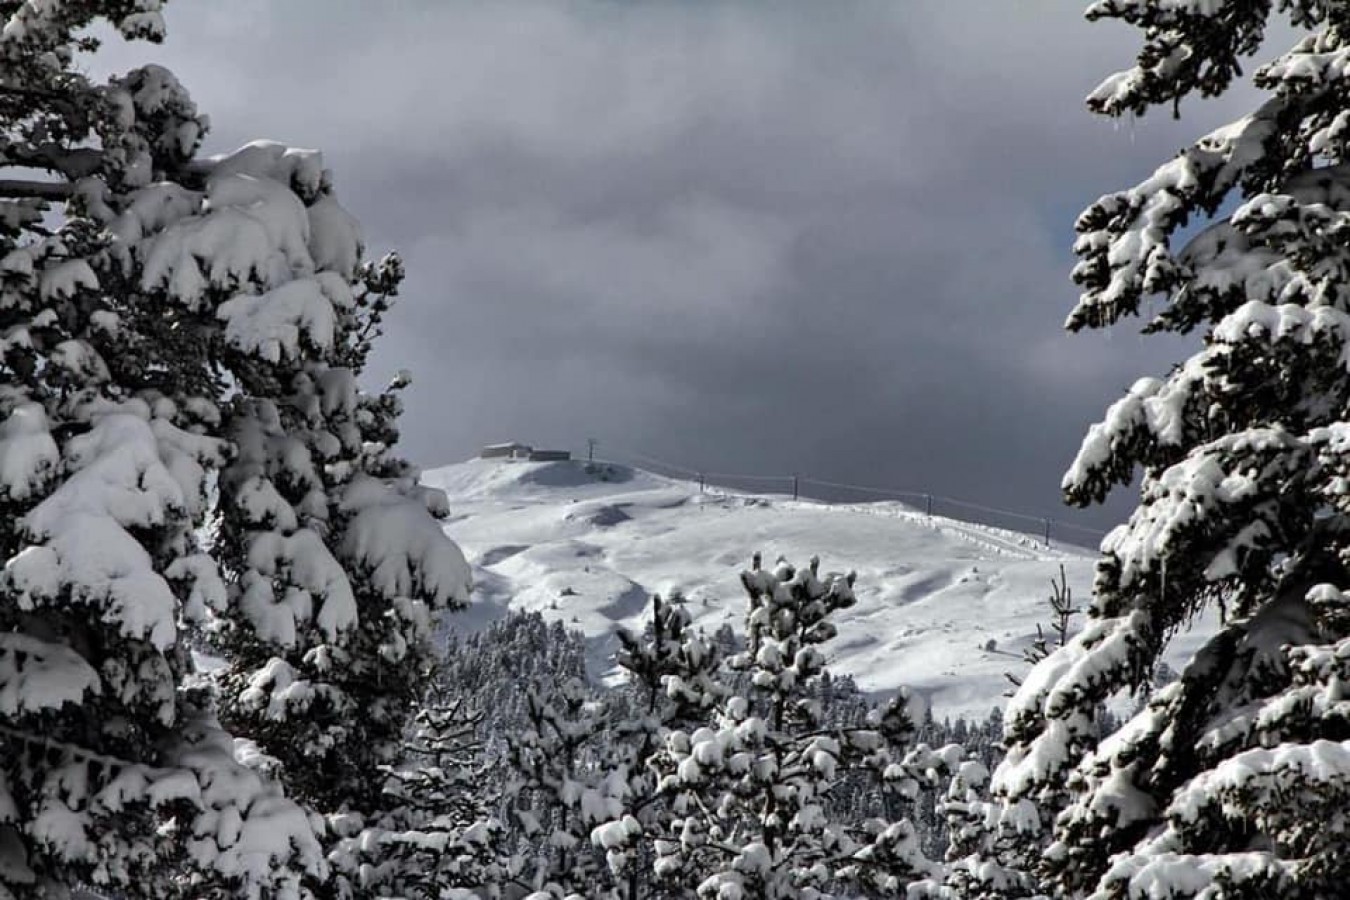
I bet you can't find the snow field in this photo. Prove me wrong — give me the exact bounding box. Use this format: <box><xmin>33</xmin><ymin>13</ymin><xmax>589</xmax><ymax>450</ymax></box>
<box><xmin>426</xmin><ymin>458</ymin><xmax>1215</xmax><ymax>719</ymax></box>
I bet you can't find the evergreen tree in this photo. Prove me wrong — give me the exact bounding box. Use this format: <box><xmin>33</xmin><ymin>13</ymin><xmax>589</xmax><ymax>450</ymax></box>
<box><xmin>932</xmin><ymin>758</ymin><xmax>1005</xmax><ymax>900</ymax></box>
<box><xmin>0</xmin><ymin>2</ymin><xmax>339</xmax><ymax>896</ymax></box>
<box><xmin>640</xmin><ymin>555</ymin><xmax>957</xmax><ymax>899</ymax></box>
<box><xmin>192</xmin><ymin>119</ymin><xmax>473</xmax><ymax>900</ymax></box>
<box><xmin>0</xmin><ymin>1</ymin><xmax>472</xmax><ymax>896</ymax></box>
<box><xmin>436</xmin><ymin>600</ymin><xmax>723</xmax><ymax>899</ymax></box>
<box><xmin>996</xmin><ymin>3</ymin><xmax>1350</xmax><ymax>897</ymax></box>
<box><xmin>592</xmin><ymin>592</ymin><xmax>727</xmax><ymax>899</ymax></box>
<box><xmin>204</xmin><ymin>227</ymin><xmax>472</xmax><ymax>833</ymax></box>
<box><xmin>438</xmin><ymin>611</ymin><xmax>591</xmax><ymax>756</ymax></box>
<box><xmin>500</xmin><ymin>675</ymin><xmax>626</xmax><ymax>898</ymax></box>
<box><xmin>327</xmin><ymin>688</ymin><xmax>503</xmax><ymax>900</ymax></box>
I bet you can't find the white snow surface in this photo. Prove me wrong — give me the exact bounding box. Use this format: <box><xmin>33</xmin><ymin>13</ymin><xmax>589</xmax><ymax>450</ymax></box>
<box><xmin>424</xmin><ymin>458</ymin><xmax>1216</xmax><ymax>719</ymax></box>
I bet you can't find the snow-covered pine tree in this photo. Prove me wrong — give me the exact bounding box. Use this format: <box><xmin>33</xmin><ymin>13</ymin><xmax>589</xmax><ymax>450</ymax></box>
<box><xmin>500</xmin><ymin>675</ymin><xmax>626</xmax><ymax>898</ymax></box>
<box><xmin>189</xmin><ymin>89</ymin><xmax>473</xmax><ymax>900</ymax></box>
<box><xmin>0</xmin><ymin>1</ymin><xmax>474</xmax><ymax>896</ymax></box>
<box><xmin>0</xmin><ymin>1</ymin><xmax>350</xmax><ymax>896</ymax></box>
<box><xmin>931</xmin><ymin>757</ymin><xmax>1002</xmax><ymax>900</ymax></box>
<box><xmin>613</xmin><ymin>592</ymin><xmax>726</xmax><ymax>744</ymax></box>
<box><xmin>327</xmin><ymin>687</ymin><xmax>504</xmax><ymax>900</ymax></box>
<box><xmin>432</xmin><ymin>613</ymin><xmax>604</xmax><ymax>896</ymax></box>
<box><xmin>424</xmin><ymin>611</ymin><xmax>602</xmax><ymax>898</ymax></box>
<box><xmin>929</xmin><ymin>569</ymin><xmax>1089</xmax><ymax>900</ymax></box>
<box><xmin>434</xmin><ymin>596</ymin><xmax>721</xmax><ymax>899</ymax></box>
<box><xmin>995</xmin><ymin>4</ymin><xmax>1350</xmax><ymax>898</ymax></box>
<box><xmin>205</xmin><ymin>238</ymin><xmax>470</xmax><ymax>820</ymax></box>
<box><xmin>642</xmin><ymin>555</ymin><xmax>957</xmax><ymax>899</ymax></box>
<box><xmin>439</xmin><ymin>611</ymin><xmax>590</xmax><ymax>753</ymax></box>
<box><xmin>590</xmin><ymin>592</ymin><xmax>726</xmax><ymax>899</ymax></box>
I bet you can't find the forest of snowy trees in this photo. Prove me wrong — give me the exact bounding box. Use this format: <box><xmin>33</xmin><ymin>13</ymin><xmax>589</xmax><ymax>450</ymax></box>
<box><xmin>7</xmin><ymin>0</ymin><xmax>1350</xmax><ymax>898</ymax></box>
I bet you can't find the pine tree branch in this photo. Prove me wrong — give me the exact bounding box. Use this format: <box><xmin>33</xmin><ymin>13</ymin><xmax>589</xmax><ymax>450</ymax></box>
<box><xmin>0</xmin><ymin>178</ymin><xmax>72</xmax><ymax>199</ymax></box>
<box><xmin>2</xmin><ymin>144</ymin><xmax>102</xmax><ymax>180</ymax></box>
<box><xmin>0</xmin><ymin>84</ymin><xmax>83</xmax><ymax>117</ymax></box>
<box><xmin>0</xmin><ymin>723</ymin><xmax>134</xmax><ymax>771</ymax></box>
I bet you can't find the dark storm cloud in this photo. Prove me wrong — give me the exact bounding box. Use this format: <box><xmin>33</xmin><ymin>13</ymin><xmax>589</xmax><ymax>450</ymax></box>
<box><xmin>101</xmin><ymin>1</ymin><xmax>1276</xmax><ymax>537</ymax></box>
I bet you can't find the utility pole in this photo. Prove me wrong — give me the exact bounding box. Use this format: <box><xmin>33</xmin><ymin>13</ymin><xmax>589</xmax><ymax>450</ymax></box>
<box><xmin>587</xmin><ymin>438</ymin><xmax>597</xmax><ymax>463</ymax></box>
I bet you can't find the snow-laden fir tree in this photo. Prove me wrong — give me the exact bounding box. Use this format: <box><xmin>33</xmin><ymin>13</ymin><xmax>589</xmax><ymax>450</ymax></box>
<box><xmin>588</xmin><ymin>591</ymin><xmax>727</xmax><ymax>899</ymax></box>
<box><xmin>434</xmin><ymin>596</ymin><xmax>720</xmax><ymax>900</ymax></box>
<box><xmin>202</xmin><ymin>214</ymin><xmax>472</xmax><ymax>862</ymax></box>
<box><xmin>438</xmin><ymin>611</ymin><xmax>590</xmax><ymax>753</ymax></box>
<box><xmin>995</xmin><ymin>3</ymin><xmax>1350</xmax><ymax>898</ymax></box>
<box><xmin>0</xmin><ymin>1</ymin><xmax>472</xmax><ymax>897</ymax></box>
<box><xmin>327</xmin><ymin>687</ymin><xmax>504</xmax><ymax>900</ymax></box>
<box><xmin>0</xmin><ymin>2</ymin><xmax>331</xmax><ymax>897</ymax></box>
<box><xmin>189</xmin><ymin>82</ymin><xmax>474</xmax><ymax>900</ymax></box>
<box><xmin>634</xmin><ymin>555</ymin><xmax>959</xmax><ymax>899</ymax></box>
<box><xmin>434</xmin><ymin>612</ymin><xmax>603</xmax><ymax>897</ymax></box>
<box><xmin>491</xmin><ymin>593</ymin><xmax>719</xmax><ymax>899</ymax></box>
<box><xmin>498</xmin><ymin>675</ymin><xmax>625</xmax><ymax>898</ymax></box>
<box><xmin>928</xmin><ymin>571</ymin><xmax>1107</xmax><ymax>900</ymax></box>
<box><xmin>931</xmin><ymin>757</ymin><xmax>1005</xmax><ymax>900</ymax></box>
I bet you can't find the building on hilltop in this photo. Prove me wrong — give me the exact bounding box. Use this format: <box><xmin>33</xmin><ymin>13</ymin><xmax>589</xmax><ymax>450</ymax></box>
<box><xmin>480</xmin><ymin>442</ymin><xmax>533</xmax><ymax>459</ymax></box>
<box><xmin>480</xmin><ymin>442</ymin><xmax>571</xmax><ymax>462</ymax></box>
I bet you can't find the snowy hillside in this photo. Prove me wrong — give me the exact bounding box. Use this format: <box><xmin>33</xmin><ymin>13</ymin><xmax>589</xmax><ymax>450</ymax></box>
<box><xmin>425</xmin><ymin>457</ymin><xmax>1212</xmax><ymax>719</ymax></box>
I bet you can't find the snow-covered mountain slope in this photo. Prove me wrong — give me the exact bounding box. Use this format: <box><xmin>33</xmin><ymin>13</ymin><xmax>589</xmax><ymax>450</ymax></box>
<box><xmin>425</xmin><ymin>457</ymin><xmax>1214</xmax><ymax>720</ymax></box>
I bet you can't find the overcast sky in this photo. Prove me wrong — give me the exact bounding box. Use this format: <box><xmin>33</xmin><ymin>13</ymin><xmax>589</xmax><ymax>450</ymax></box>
<box><xmin>98</xmin><ymin>1</ymin><xmax>1273</xmax><ymax>538</ymax></box>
